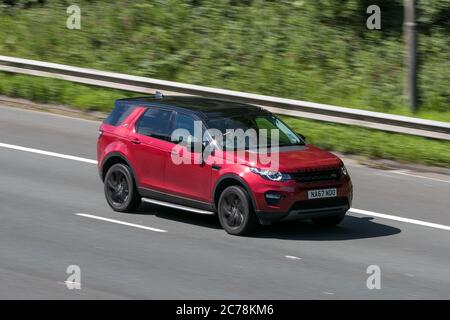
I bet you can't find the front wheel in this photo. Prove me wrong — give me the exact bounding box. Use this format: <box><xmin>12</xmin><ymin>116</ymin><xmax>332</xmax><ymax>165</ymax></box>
<box><xmin>104</xmin><ymin>163</ymin><xmax>141</xmax><ymax>212</ymax></box>
<box><xmin>312</xmin><ymin>214</ymin><xmax>345</xmax><ymax>227</ymax></box>
<box><xmin>218</xmin><ymin>186</ymin><xmax>258</xmax><ymax>236</ymax></box>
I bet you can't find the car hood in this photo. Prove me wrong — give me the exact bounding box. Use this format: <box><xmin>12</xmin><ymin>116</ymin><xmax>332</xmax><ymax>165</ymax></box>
<box><xmin>242</xmin><ymin>144</ymin><xmax>342</xmax><ymax>172</ymax></box>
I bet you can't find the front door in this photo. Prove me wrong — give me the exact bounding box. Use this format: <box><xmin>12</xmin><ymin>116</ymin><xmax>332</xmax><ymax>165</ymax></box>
<box><xmin>164</xmin><ymin>112</ymin><xmax>212</xmax><ymax>204</ymax></box>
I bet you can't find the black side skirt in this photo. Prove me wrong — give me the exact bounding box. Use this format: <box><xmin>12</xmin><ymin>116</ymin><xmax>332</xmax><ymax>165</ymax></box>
<box><xmin>138</xmin><ymin>187</ymin><xmax>215</xmax><ymax>212</ymax></box>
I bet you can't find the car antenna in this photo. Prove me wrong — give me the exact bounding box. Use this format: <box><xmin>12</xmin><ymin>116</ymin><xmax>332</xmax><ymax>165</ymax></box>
<box><xmin>155</xmin><ymin>91</ymin><xmax>164</xmax><ymax>99</ymax></box>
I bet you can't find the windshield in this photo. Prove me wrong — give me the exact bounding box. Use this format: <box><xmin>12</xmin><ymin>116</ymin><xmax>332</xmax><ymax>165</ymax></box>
<box><xmin>205</xmin><ymin>113</ymin><xmax>304</xmax><ymax>150</ymax></box>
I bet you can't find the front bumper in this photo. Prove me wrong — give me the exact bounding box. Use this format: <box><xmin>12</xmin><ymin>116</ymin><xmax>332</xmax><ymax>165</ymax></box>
<box><xmin>256</xmin><ymin>197</ymin><xmax>350</xmax><ymax>221</ymax></box>
<box><xmin>250</xmin><ymin>174</ymin><xmax>353</xmax><ymax>222</ymax></box>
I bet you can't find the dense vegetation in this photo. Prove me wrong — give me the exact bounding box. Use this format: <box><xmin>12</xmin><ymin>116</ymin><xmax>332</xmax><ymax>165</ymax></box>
<box><xmin>0</xmin><ymin>0</ymin><xmax>449</xmax><ymax>116</ymax></box>
<box><xmin>0</xmin><ymin>0</ymin><xmax>448</xmax><ymax>166</ymax></box>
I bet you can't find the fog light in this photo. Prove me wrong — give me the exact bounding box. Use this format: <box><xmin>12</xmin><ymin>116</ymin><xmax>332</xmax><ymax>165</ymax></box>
<box><xmin>265</xmin><ymin>192</ymin><xmax>285</xmax><ymax>206</ymax></box>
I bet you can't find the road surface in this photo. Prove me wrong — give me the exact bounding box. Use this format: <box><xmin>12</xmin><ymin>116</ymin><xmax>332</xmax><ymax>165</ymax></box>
<box><xmin>0</xmin><ymin>105</ymin><xmax>449</xmax><ymax>299</ymax></box>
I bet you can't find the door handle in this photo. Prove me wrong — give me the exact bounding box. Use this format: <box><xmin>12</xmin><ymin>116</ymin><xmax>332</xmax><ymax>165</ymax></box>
<box><xmin>130</xmin><ymin>138</ymin><xmax>141</xmax><ymax>144</ymax></box>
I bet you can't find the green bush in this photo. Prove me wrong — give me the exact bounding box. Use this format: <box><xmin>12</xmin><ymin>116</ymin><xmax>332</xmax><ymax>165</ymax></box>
<box><xmin>1</xmin><ymin>0</ymin><xmax>44</xmax><ymax>8</ymax></box>
<box><xmin>0</xmin><ymin>0</ymin><xmax>448</xmax><ymax>117</ymax></box>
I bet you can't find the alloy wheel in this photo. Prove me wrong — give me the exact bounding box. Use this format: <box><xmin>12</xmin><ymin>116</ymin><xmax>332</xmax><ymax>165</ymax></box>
<box><xmin>106</xmin><ymin>169</ymin><xmax>130</xmax><ymax>206</ymax></box>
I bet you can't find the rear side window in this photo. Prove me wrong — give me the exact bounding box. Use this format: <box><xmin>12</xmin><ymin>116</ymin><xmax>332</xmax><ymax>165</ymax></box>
<box><xmin>136</xmin><ymin>108</ymin><xmax>174</xmax><ymax>141</ymax></box>
<box><xmin>103</xmin><ymin>103</ymin><xmax>136</xmax><ymax>126</ymax></box>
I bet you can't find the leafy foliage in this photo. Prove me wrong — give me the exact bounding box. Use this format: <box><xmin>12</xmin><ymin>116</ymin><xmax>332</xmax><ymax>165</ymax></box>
<box><xmin>0</xmin><ymin>0</ymin><xmax>448</xmax><ymax>115</ymax></box>
<box><xmin>1</xmin><ymin>0</ymin><xmax>44</xmax><ymax>7</ymax></box>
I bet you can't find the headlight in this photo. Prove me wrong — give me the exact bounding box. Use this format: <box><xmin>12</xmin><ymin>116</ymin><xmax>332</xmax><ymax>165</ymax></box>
<box><xmin>341</xmin><ymin>165</ymin><xmax>348</xmax><ymax>176</ymax></box>
<box><xmin>249</xmin><ymin>167</ymin><xmax>292</xmax><ymax>182</ymax></box>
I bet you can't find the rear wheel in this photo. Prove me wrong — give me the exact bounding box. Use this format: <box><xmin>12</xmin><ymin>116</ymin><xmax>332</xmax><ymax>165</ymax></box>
<box><xmin>218</xmin><ymin>186</ymin><xmax>258</xmax><ymax>236</ymax></box>
<box><xmin>104</xmin><ymin>163</ymin><xmax>141</xmax><ymax>212</ymax></box>
<box><xmin>312</xmin><ymin>214</ymin><xmax>345</xmax><ymax>227</ymax></box>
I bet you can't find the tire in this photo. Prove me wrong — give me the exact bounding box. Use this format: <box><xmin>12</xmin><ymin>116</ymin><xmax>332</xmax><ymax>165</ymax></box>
<box><xmin>312</xmin><ymin>214</ymin><xmax>345</xmax><ymax>227</ymax></box>
<box><xmin>217</xmin><ymin>185</ymin><xmax>258</xmax><ymax>236</ymax></box>
<box><xmin>104</xmin><ymin>163</ymin><xmax>141</xmax><ymax>212</ymax></box>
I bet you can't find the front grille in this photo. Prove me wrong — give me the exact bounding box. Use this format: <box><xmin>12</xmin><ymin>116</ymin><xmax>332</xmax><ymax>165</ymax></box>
<box><xmin>290</xmin><ymin>197</ymin><xmax>349</xmax><ymax>212</ymax></box>
<box><xmin>290</xmin><ymin>169</ymin><xmax>341</xmax><ymax>183</ymax></box>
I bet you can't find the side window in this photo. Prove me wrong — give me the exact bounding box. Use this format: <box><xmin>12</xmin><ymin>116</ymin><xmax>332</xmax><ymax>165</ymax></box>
<box><xmin>173</xmin><ymin>113</ymin><xmax>203</xmax><ymax>143</ymax></box>
<box><xmin>104</xmin><ymin>103</ymin><xmax>136</xmax><ymax>126</ymax></box>
<box><xmin>136</xmin><ymin>108</ymin><xmax>174</xmax><ymax>141</ymax></box>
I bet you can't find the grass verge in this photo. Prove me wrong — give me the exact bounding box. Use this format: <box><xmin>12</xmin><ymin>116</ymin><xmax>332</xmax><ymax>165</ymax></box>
<box><xmin>282</xmin><ymin>117</ymin><xmax>450</xmax><ymax>168</ymax></box>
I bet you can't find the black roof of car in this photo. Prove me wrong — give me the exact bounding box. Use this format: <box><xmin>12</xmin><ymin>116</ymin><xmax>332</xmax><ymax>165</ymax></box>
<box><xmin>116</xmin><ymin>95</ymin><xmax>267</xmax><ymax>119</ymax></box>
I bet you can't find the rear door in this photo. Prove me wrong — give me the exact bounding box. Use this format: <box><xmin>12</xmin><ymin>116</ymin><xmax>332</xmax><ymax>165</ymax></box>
<box><xmin>128</xmin><ymin>107</ymin><xmax>175</xmax><ymax>192</ymax></box>
<box><xmin>98</xmin><ymin>102</ymin><xmax>138</xmax><ymax>169</ymax></box>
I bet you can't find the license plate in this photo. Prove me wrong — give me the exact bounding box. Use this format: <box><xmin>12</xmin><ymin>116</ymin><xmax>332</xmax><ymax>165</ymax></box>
<box><xmin>308</xmin><ymin>188</ymin><xmax>337</xmax><ymax>199</ymax></box>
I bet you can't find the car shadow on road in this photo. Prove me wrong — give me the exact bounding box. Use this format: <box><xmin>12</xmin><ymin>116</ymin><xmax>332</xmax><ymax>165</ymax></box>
<box><xmin>132</xmin><ymin>203</ymin><xmax>401</xmax><ymax>240</ymax></box>
<box><xmin>253</xmin><ymin>216</ymin><xmax>401</xmax><ymax>241</ymax></box>
<box><xmin>132</xmin><ymin>203</ymin><xmax>222</xmax><ymax>230</ymax></box>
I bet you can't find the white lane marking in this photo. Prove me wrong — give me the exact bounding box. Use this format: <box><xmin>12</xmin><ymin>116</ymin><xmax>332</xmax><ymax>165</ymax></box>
<box><xmin>391</xmin><ymin>170</ymin><xmax>450</xmax><ymax>184</ymax></box>
<box><xmin>76</xmin><ymin>213</ymin><xmax>167</xmax><ymax>233</ymax></box>
<box><xmin>322</xmin><ymin>292</ymin><xmax>334</xmax><ymax>295</ymax></box>
<box><xmin>285</xmin><ymin>255</ymin><xmax>302</xmax><ymax>260</ymax></box>
<box><xmin>0</xmin><ymin>142</ymin><xmax>97</xmax><ymax>164</ymax></box>
<box><xmin>1</xmin><ymin>142</ymin><xmax>449</xmax><ymax>232</ymax></box>
<box><xmin>349</xmin><ymin>208</ymin><xmax>450</xmax><ymax>231</ymax></box>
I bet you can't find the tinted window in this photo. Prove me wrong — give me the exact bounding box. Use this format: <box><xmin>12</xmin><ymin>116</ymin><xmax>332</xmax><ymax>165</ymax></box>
<box><xmin>173</xmin><ymin>113</ymin><xmax>203</xmax><ymax>143</ymax></box>
<box><xmin>136</xmin><ymin>108</ymin><xmax>173</xmax><ymax>140</ymax></box>
<box><xmin>205</xmin><ymin>113</ymin><xmax>303</xmax><ymax>149</ymax></box>
<box><xmin>104</xmin><ymin>103</ymin><xmax>136</xmax><ymax>126</ymax></box>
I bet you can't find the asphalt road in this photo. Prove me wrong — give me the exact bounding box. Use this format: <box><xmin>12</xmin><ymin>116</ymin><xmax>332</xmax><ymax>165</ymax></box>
<box><xmin>0</xmin><ymin>105</ymin><xmax>449</xmax><ymax>299</ymax></box>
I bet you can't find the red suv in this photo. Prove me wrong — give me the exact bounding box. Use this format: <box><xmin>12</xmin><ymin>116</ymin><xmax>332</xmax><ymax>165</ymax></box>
<box><xmin>97</xmin><ymin>95</ymin><xmax>353</xmax><ymax>235</ymax></box>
